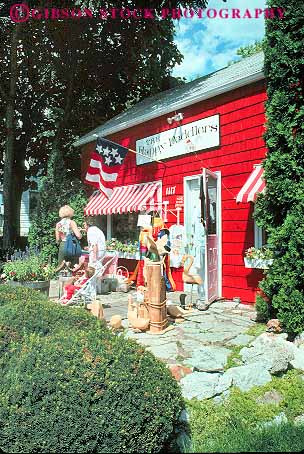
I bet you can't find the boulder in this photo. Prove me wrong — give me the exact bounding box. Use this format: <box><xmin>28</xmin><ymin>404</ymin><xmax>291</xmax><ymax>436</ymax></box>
<box><xmin>180</xmin><ymin>372</ymin><xmax>221</xmax><ymax>400</ymax></box>
<box><xmin>240</xmin><ymin>333</ymin><xmax>295</xmax><ymax>374</ymax></box>
<box><xmin>223</xmin><ymin>363</ymin><xmax>272</xmax><ymax>391</ymax></box>
<box><xmin>169</xmin><ymin>364</ymin><xmax>193</xmax><ymax>382</ymax></box>
<box><xmin>290</xmin><ymin>346</ymin><xmax>304</xmax><ymax>371</ymax></box>
<box><xmin>294</xmin><ymin>332</ymin><xmax>304</xmax><ymax>348</ymax></box>
<box><xmin>261</xmin><ymin>412</ymin><xmax>288</xmax><ymax>428</ymax></box>
<box><xmin>180</xmin><ymin>371</ymin><xmax>232</xmax><ymax>400</ymax></box>
<box><xmin>256</xmin><ymin>389</ymin><xmax>283</xmax><ymax>406</ymax></box>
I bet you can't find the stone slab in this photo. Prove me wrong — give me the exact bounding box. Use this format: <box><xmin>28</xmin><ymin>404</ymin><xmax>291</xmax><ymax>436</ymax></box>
<box><xmin>224</xmin><ymin>363</ymin><xmax>272</xmax><ymax>391</ymax></box>
<box><xmin>185</xmin><ymin>345</ymin><xmax>231</xmax><ymax>371</ymax></box>
<box><xmin>227</xmin><ymin>334</ymin><xmax>255</xmax><ymax>347</ymax></box>
<box><xmin>180</xmin><ymin>372</ymin><xmax>221</xmax><ymax>400</ymax></box>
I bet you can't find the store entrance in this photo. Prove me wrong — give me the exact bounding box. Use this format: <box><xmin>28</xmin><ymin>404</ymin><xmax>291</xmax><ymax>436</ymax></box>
<box><xmin>184</xmin><ymin>170</ymin><xmax>221</xmax><ymax>303</ymax></box>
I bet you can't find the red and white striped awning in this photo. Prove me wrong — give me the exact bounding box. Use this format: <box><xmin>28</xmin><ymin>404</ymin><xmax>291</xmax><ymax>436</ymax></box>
<box><xmin>236</xmin><ymin>164</ymin><xmax>265</xmax><ymax>203</ymax></box>
<box><xmin>84</xmin><ymin>181</ymin><xmax>162</xmax><ymax>215</ymax></box>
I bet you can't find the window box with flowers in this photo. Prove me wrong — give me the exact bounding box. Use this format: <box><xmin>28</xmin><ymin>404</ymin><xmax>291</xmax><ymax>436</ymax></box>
<box><xmin>244</xmin><ymin>247</ymin><xmax>274</xmax><ymax>269</ymax></box>
<box><xmin>106</xmin><ymin>239</ymin><xmax>140</xmax><ymax>260</ymax></box>
<box><xmin>2</xmin><ymin>256</ymin><xmax>56</xmax><ymax>295</ymax></box>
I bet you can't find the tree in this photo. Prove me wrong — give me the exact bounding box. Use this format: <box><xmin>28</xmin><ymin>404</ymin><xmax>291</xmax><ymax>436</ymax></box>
<box><xmin>236</xmin><ymin>40</ymin><xmax>264</xmax><ymax>59</ymax></box>
<box><xmin>0</xmin><ymin>0</ymin><xmax>209</xmax><ymax>249</ymax></box>
<box><xmin>254</xmin><ymin>0</ymin><xmax>304</xmax><ymax>333</ymax></box>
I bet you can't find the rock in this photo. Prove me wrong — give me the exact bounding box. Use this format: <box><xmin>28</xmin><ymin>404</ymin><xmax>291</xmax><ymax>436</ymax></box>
<box><xmin>180</xmin><ymin>372</ymin><xmax>221</xmax><ymax>400</ymax></box>
<box><xmin>175</xmin><ymin>431</ymin><xmax>192</xmax><ymax>452</ymax></box>
<box><xmin>294</xmin><ymin>332</ymin><xmax>304</xmax><ymax>348</ymax></box>
<box><xmin>210</xmin><ymin>301</ymin><xmax>239</xmax><ymax>310</ymax></box>
<box><xmin>240</xmin><ymin>333</ymin><xmax>295</xmax><ymax>374</ymax></box>
<box><xmin>179</xmin><ymin>409</ymin><xmax>190</xmax><ymax>424</ymax></box>
<box><xmin>213</xmin><ymin>389</ymin><xmax>231</xmax><ymax>404</ymax></box>
<box><xmin>237</xmin><ymin>303</ymin><xmax>256</xmax><ymax>312</ymax></box>
<box><xmin>109</xmin><ymin>315</ymin><xmax>123</xmax><ymax>330</ymax></box>
<box><xmin>266</xmin><ymin>319</ymin><xmax>282</xmax><ymax>333</ymax></box>
<box><xmin>147</xmin><ymin>342</ymin><xmax>178</xmax><ymax>361</ymax></box>
<box><xmin>256</xmin><ymin>390</ymin><xmax>283</xmax><ymax>406</ymax></box>
<box><xmin>294</xmin><ymin>414</ymin><xmax>304</xmax><ymax>426</ymax></box>
<box><xmin>215</xmin><ymin>373</ymin><xmax>233</xmax><ymax>395</ymax></box>
<box><xmin>224</xmin><ymin>363</ymin><xmax>272</xmax><ymax>391</ymax></box>
<box><xmin>227</xmin><ymin>334</ymin><xmax>255</xmax><ymax>346</ymax></box>
<box><xmin>290</xmin><ymin>346</ymin><xmax>304</xmax><ymax>370</ymax></box>
<box><xmin>185</xmin><ymin>345</ymin><xmax>231</xmax><ymax>372</ymax></box>
<box><xmin>262</xmin><ymin>412</ymin><xmax>288</xmax><ymax>428</ymax></box>
<box><xmin>169</xmin><ymin>364</ymin><xmax>193</xmax><ymax>382</ymax></box>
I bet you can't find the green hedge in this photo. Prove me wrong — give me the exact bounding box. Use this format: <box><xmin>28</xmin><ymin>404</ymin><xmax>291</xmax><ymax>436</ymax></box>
<box><xmin>0</xmin><ymin>286</ymin><xmax>183</xmax><ymax>453</ymax></box>
<box><xmin>254</xmin><ymin>0</ymin><xmax>304</xmax><ymax>333</ymax></box>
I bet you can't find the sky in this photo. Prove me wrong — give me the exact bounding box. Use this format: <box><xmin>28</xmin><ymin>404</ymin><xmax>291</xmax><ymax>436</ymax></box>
<box><xmin>173</xmin><ymin>0</ymin><xmax>266</xmax><ymax>80</ymax></box>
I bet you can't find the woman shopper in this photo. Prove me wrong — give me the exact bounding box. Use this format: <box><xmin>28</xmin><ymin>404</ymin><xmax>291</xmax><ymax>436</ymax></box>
<box><xmin>55</xmin><ymin>205</ymin><xmax>82</xmax><ymax>267</ymax></box>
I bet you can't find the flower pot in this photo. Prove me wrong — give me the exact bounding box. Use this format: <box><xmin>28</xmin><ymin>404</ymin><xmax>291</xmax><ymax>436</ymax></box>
<box><xmin>244</xmin><ymin>257</ymin><xmax>273</xmax><ymax>269</ymax></box>
<box><xmin>7</xmin><ymin>280</ymin><xmax>50</xmax><ymax>295</ymax></box>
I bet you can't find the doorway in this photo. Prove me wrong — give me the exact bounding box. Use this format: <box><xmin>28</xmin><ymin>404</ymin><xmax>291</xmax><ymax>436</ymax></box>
<box><xmin>184</xmin><ymin>170</ymin><xmax>222</xmax><ymax>303</ymax></box>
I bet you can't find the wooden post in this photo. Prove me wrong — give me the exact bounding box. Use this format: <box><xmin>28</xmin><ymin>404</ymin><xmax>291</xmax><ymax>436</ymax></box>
<box><xmin>145</xmin><ymin>262</ymin><xmax>168</xmax><ymax>333</ymax></box>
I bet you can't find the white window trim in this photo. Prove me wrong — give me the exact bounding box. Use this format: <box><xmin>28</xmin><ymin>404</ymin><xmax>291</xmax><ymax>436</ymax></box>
<box><xmin>254</xmin><ymin>220</ymin><xmax>264</xmax><ymax>248</ymax></box>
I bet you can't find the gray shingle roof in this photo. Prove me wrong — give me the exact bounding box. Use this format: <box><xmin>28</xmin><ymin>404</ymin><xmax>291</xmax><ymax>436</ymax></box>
<box><xmin>74</xmin><ymin>52</ymin><xmax>264</xmax><ymax>147</ymax></box>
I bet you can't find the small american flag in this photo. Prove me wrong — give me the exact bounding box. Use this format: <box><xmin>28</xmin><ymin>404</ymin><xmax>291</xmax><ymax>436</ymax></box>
<box><xmin>84</xmin><ymin>137</ymin><xmax>129</xmax><ymax>198</ymax></box>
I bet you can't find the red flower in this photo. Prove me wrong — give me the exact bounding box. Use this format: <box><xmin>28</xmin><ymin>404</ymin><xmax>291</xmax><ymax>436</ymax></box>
<box><xmin>10</xmin><ymin>271</ymin><xmax>16</xmax><ymax>276</ymax></box>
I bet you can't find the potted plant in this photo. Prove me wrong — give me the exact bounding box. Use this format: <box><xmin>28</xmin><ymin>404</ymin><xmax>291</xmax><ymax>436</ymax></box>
<box><xmin>106</xmin><ymin>239</ymin><xmax>139</xmax><ymax>259</ymax></box>
<box><xmin>244</xmin><ymin>246</ymin><xmax>274</xmax><ymax>269</ymax></box>
<box><xmin>2</xmin><ymin>255</ymin><xmax>56</xmax><ymax>295</ymax></box>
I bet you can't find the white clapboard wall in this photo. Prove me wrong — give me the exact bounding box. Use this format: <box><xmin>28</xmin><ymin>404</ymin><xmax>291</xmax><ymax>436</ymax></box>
<box><xmin>0</xmin><ymin>190</ymin><xmax>34</xmax><ymax>237</ymax></box>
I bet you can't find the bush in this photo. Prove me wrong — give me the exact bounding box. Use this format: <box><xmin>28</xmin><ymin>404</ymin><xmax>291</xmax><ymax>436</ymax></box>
<box><xmin>255</xmin><ymin>294</ymin><xmax>271</xmax><ymax>323</ymax></box>
<box><xmin>254</xmin><ymin>0</ymin><xmax>304</xmax><ymax>335</ymax></box>
<box><xmin>188</xmin><ymin>370</ymin><xmax>304</xmax><ymax>453</ymax></box>
<box><xmin>0</xmin><ymin>285</ymin><xmax>183</xmax><ymax>453</ymax></box>
<box><xmin>3</xmin><ymin>256</ymin><xmax>56</xmax><ymax>282</ymax></box>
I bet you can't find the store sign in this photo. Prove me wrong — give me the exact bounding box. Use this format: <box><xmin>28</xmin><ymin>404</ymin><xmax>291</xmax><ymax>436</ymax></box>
<box><xmin>136</xmin><ymin>114</ymin><xmax>220</xmax><ymax>165</ymax></box>
<box><xmin>175</xmin><ymin>196</ymin><xmax>184</xmax><ymax>207</ymax></box>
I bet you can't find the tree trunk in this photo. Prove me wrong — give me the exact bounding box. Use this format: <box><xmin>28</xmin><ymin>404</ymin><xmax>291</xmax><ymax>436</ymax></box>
<box><xmin>2</xmin><ymin>25</ymin><xmax>20</xmax><ymax>249</ymax></box>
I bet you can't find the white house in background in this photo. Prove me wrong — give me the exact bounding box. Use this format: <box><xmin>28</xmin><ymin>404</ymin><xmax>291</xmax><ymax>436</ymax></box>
<box><xmin>0</xmin><ymin>188</ymin><xmax>39</xmax><ymax>237</ymax></box>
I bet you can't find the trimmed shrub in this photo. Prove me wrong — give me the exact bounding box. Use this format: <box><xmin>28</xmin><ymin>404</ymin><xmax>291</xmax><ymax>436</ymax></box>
<box><xmin>255</xmin><ymin>294</ymin><xmax>271</xmax><ymax>323</ymax></box>
<box><xmin>0</xmin><ymin>285</ymin><xmax>183</xmax><ymax>453</ymax></box>
<box><xmin>254</xmin><ymin>0</ymin><xmax>304</xmax><ymax>334</ymax></box>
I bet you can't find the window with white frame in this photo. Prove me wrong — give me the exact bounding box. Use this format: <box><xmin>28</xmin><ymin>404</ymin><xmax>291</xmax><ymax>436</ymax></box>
<box><xmin>254</xmin><ymin>221</ymin><xmax>267</xmax><ymax>248</ymax></box>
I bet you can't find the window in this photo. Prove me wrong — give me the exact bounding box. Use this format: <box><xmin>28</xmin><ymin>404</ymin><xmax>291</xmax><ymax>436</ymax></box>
<box><xmin>254</xmin><ymin>221</ymin><xmax>267</xmax><ymax>248</ymax></box>
<box><xmin>111</xmin><ymin>212</ymin><xmax>139</xmax><ymax>242</ymax></box>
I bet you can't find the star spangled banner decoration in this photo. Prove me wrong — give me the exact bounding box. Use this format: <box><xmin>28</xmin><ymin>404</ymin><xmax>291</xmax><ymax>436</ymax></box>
<box><xmin>84</xmin><ymin>137</ymin><xmax>129</xmax><ymax>198</ymax></box>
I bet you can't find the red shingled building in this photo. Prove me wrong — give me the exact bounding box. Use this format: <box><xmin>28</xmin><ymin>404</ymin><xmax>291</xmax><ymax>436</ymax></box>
<box><xmin>74</xmin><ymin>52</ymin><xmax>267</xmax><ymax>305</ymax></box>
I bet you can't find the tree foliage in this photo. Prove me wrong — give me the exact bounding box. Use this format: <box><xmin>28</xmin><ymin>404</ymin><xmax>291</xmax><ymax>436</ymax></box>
<box><xmin>236</xmin><ymin>40</ymin><xmax>265</xmax><ymax>59</ymax></box>
<box><xmin>28</xmin><ymin>177</ymin><xmax>87</xmax><ymax>262</ymax></box>
<box><xmin>254</xmin><ymin>0</ymin><xmax>304</xmax><ymax>333</ymax></box>
<box><xmin>0</xmin><ymin>0</ymin><xmax>208</xmax><ymax>247</ymax></box>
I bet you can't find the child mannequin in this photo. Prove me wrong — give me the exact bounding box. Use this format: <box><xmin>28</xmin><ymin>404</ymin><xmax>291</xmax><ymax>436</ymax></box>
<box><xmin>61</xmin><ymin>266</ymin><xmax>95</xmax><ymax>304</ymax></box>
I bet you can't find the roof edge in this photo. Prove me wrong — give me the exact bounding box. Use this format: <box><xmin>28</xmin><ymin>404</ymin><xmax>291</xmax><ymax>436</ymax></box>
<box><xmin>73</xmin><ymin>69</ymin><xmax>264</xmax><ymax>148</ymax></box>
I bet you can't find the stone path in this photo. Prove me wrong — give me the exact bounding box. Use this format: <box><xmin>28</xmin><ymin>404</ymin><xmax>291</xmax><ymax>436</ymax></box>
<box><xmin>54</xmin><ymin>280</ymin><xmax>295</xmax><ymax>400</ymax></box>
<box><xmin>49</xmin><ymin>281</ymin><xmax>304</xmax><ymax>401</ymax></box>
<box><xmin>63</xmin><ymin>283</ymin><xmax>261</xmax><ymax>400</ymax></box>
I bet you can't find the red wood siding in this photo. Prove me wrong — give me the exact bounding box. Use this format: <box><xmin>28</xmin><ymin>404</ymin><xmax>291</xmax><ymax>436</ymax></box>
<box><xmin>82</xmin><ymin>80</ymin><xmax>267</xmax><ymax>304</ymax></box>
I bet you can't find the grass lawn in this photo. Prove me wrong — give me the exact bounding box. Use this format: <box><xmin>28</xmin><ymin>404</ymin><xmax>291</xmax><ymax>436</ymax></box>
<box><xmin>185</xmin><ymin>370</ymin><xmax>304</xmax><ymax>453</ymax></box>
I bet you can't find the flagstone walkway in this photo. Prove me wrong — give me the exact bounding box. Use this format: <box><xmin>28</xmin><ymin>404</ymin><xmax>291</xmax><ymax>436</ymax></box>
<box><xmin>50</xmin><ymin>280</ymin><xmax>260</xmax><ymax>400</ymax></box>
